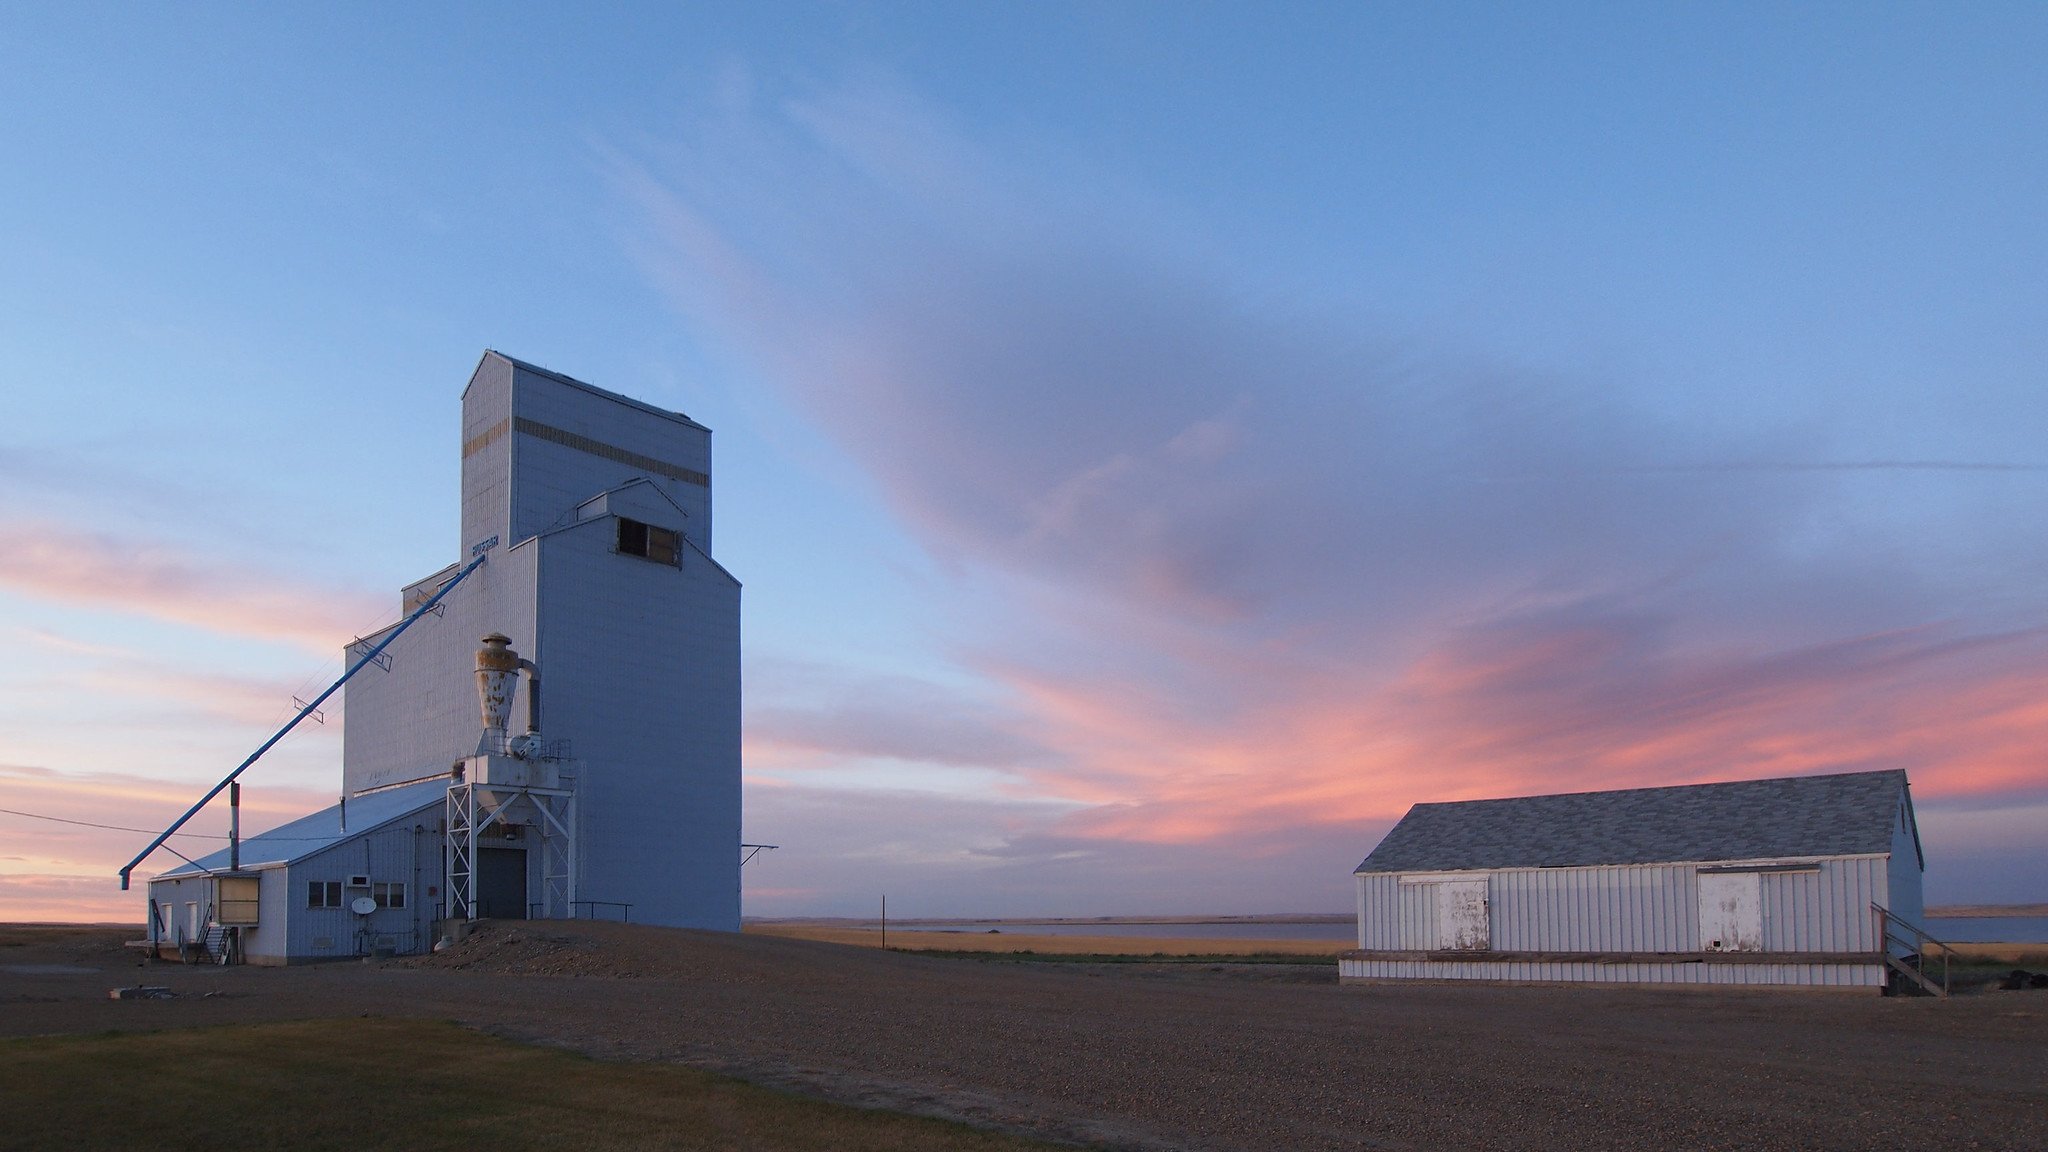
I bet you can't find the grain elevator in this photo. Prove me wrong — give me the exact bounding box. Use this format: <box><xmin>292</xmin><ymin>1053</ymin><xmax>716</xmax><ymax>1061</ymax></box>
<box><xmin>142</xmin><ymin>352</ymin><xmax>741</xmax><ymax>962</ymax></box>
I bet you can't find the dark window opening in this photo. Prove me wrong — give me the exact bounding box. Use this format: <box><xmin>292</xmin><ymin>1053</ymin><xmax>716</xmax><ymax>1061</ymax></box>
<box><xmin>617</xmin><ymin>517</ymin><xmax>680</xmax><ymax>566</ymax></box>
<box><xmin>373</xmin><ymin>882</ymin><xmax>407</xmax><ymax>910</ymax></box>
<box><xmin>307</xmin><ymin>881</ymin><xmax>343</xmax><ymax>909</ymax></box>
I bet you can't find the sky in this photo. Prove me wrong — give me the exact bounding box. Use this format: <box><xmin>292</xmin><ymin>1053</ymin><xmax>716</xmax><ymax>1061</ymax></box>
<box><xmin>3</xmin><ymin>3</ymin><xmax>2046</xmax><ymax>922</ymax></box>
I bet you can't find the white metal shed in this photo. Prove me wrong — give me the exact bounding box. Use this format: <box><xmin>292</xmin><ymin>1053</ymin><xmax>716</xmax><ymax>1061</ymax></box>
<box><xmin>1343</xmin><ymin>769</ymin><xmax>1928</xmax><ymax>992</ymax></box>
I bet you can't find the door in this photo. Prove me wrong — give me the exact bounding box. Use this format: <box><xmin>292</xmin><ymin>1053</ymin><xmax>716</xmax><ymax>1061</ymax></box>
<box><xmin>1435</xmin><ymin>879</ymin><xmax>1490</xmax><ymax>950</ymax></box>
<box><xmin>477</xmin><ymin>847</ymin><xmax>528</xmax><ymax>920</ymax></box>
<box><xmin>1697</xmin><ymin>872</ymin><xmax>1763</xmax><ymax>952</ymax></box>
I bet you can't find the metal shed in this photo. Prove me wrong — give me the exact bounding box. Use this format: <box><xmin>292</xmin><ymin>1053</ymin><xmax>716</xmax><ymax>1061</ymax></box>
<box><xmin>148</xmin><ymin>780</ymin><xmax>447</xmax><ymax>965</ymax></box>
<box><xmin>1342</xmin><ymin>770</ymin><xmax>1935</xmax><ymax>993</ymax></box>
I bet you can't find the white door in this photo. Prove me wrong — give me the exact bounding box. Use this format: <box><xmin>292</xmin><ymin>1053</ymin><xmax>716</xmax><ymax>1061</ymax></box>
<box><xmin>1435</xmin><ymin>880</ymin><xmax>1490</xmax><ymax>950</ymax></box>
<box><xmin>1697</xmin><ymin>872</ymin><xmax>1763</xmax><ymax>952</ymax></box>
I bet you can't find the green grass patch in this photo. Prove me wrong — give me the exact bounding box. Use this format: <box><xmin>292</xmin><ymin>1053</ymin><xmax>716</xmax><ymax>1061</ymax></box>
<box><xmin>0</xmin><ymin>1017</ymin><xmax>1069</xmax><ymax>1152</ymax></box>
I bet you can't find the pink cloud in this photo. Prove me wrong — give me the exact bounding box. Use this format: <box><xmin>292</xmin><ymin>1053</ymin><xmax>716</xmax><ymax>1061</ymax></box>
<box><xmin>0</xmin><ymin>873</ymin><xmax>143</xmax><ymax>925</ymax></box>
<box><xmin>0</xmin><ymin>764</ymin><xmax>337</xmax><ymax>921</ymax></box>
<box><xmin>988</xmin><ymin>615</ymin><xmax>2048</xmax><ymax>848</ymax></box>
<box><xmin>0</xmin><ymin>519</ymin><xmax>386</xmax><ymax>652</ymax></box>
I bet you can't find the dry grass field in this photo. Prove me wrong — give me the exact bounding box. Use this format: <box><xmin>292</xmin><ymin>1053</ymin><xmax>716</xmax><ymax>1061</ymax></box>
<box><xmin>743</xmin><ymin>922</ymin><xmax>1345</xmax><ymax>957</ymax></box>
<box><xmin>1923</xmin><ymin>940</ymin><xmax>2048</xmax><ymax>965</ymax></box>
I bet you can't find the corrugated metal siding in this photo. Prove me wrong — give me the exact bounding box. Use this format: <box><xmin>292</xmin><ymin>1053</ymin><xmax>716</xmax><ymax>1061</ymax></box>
<box><xmin>1359</xmin><ymin>856</ymin><xmax>1889</xmax><ymax>954</ymax></box>
<box><xmin>1350</xmin><ymin>872</ymin><xmax>1439</xmax><ymax>949</ymax></box>
<box><xmin>1338</xmin><ymin>957</ymin><xmax>1884</xmax><ymax>988</ymax></box>
<box><xmin>347</xmin><ymin>361</ymin><xmax>741</xmax><ymax>933</ymax></box>
<box><xmin>1758</xmin><ymin>858</ymin><xmax>1885</xmax><ymax>952</ymax></box>
<box><xmin>508</xmin><ymin>361</ymin><xmax>713</xmax><ymax>549</ymax></box>
<box><xmin>1491</xmin><ymin>864</ymin><xmax>1694</xmax><ymax>951</ymax></box>
<box><xmin>341</xmin><ymin>547</ymin><xmax>537</xmax><ymax>795</ymax></box>
<box><xmin>285</xmin><ymin>815</ymin><xmax>442</xmax><ymax>959</ymax></box>
<box><xmin>1887</xmin><ymin>802</ymin><xmax>1923</xmax><ymax>928</ymax></box>
<box><xmin>543</xmin><ymin>516</ymin><xmax>741</xmax><ymax>930</ymax></box>
<box><xmin>145</xmin><ymin>876</ymin><xmax>202</xmax><ymax>947</ymax></box>
<box><xmin>249</xmin><ymin>867</ymin><xmax>291</xmax><ymax>960</ymax></box>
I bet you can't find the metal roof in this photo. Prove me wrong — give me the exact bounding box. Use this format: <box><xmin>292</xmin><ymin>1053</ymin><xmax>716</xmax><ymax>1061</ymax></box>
<box><xmin>478</xmin><ymin>350</ymin><xmax>710</xmax><ymax>431</ymax></box>
<box><xmin>1356</xmin><ymin>770</ymin><xmax>1911</xmax><ymax>873</ymax></box>
<box><xmin>153</xmin><ymin>778</ymin><xmax>448</xmax><ymax>880</ymax></box>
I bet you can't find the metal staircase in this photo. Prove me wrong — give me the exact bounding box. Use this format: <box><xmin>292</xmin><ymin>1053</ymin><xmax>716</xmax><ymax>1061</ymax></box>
<box><xmin>1873</xmin><ymin>904</ymin><xmax>1951</xmax><ymax>997</ymax></box>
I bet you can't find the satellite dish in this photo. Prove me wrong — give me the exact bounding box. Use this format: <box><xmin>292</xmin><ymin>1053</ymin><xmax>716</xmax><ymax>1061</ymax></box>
<box><xmin>350</xmin><ymin>896</ymin><xmax>378</xmax><ymax>916</ymax></box>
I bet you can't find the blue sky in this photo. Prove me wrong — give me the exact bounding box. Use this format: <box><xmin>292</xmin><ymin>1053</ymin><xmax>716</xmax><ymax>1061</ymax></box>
<box><xmin>4</xmin><ymin>3</ymin><xmax>2046</xmax><ymax>920</ymax></box>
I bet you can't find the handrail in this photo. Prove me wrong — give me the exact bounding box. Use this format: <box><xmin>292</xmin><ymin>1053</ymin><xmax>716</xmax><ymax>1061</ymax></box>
<box><xmin>1872</xmin><ymin>903</ymin><xmax>1950</xmax><ymax>997</ymax></box>
<box><xmin>119</xmin><ymin>541</ymin><xmax>496</xmax><ymax>890</ymax></box>
<box><xmin>571</xmin><ymin>900</ymin><xmax>633</xmax><ymax>923</ymax></box>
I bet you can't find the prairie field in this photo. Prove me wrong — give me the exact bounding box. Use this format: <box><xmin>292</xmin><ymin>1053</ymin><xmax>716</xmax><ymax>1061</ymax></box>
<box><xmin>743</xmin><ymin>921</ymin><xmax>1345</xmax><ymax>957</ymax></box>
<box><xmin>1922</xmin><ymin>940</ymin><xmax>2048</xmax><ymax>965</ymax></box>
<box><xmin>0</xmin><ymin>1017</ymin><xmax>1060</xmax><ymax>1152</ymax></box>
<box><xmin>3</xmin><ymin>921</ymin><xmax>2043</xmax><ymax>1151</ymax></box>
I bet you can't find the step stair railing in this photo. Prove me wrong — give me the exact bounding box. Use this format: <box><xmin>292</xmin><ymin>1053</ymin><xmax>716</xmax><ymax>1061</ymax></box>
<box><xmin>1872</xmin><ymin>903</ymin><xmax>1950</xmax><ymax>998</ymax></box>
<box><xmin>202</xmin><ymin>921</ymin><xmax>230</xmax><ymax>965</ymax></box>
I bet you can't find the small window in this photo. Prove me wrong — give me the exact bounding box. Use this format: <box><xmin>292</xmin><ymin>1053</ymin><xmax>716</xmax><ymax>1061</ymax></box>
<box><xmin>373</xmin><ymin>882</ymin><xmax>407</xmax><ymax>910</ymax></box>
<box><xmin>307</xmin><ymin>881</ymin><xmax>343</xmax><ymax>909</ymax></box>
<box><xmin>617</xmin><ymin>517</ymin><xmax>679</xmax><ymax>566</ymax></box>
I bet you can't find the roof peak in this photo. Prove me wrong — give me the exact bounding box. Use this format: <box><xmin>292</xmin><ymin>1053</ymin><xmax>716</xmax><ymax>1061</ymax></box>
<box><xmin>473</xmin><ymin>350</ymin><xmax>710</xmax><ymax>431</ymax></box>
<box><xmin>1415</xmin><ymin>768</ymin><xmax>1907</xmax><ymax>810</ymax></box>
<box><xmin>1358</xmin><ymin>769</ymin><xmax>1911</xmax><ymax>874</ymax></box>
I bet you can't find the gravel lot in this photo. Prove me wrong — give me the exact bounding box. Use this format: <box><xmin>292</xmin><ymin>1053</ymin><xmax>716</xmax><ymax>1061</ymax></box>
<box><xmin>4</xmin><ymin>922</ymin><xmax>2044</xmax><ymax>1151</ymax></box>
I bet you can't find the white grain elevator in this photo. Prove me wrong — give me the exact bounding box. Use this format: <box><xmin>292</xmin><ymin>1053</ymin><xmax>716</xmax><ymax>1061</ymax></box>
<box><xmin>340</xmin><ymin>351</ymin><xmax>742</xmax><ymax>930</ymax></box>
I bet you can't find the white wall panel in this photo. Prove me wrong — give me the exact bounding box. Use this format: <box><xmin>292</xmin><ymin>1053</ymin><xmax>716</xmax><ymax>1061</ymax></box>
<box><xmin>1339</xmin><ymin>957</ymin><xmax>1884</xmax><ymax>989</ymax></box>
<box><xmin>1358</xmin><ymin>855</ymin><xmax>1890</xmax><ymax>959</ymax></box>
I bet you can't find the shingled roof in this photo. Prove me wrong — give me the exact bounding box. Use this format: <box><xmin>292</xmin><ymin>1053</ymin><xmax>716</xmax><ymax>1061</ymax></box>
<box><xmin>1356</xmin><ymin>770</ymin><xmax>1914</xmax><ymax>874</ymax></box>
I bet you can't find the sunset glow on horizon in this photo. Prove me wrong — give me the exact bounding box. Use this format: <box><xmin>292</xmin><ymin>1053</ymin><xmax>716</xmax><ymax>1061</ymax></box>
<box><xmin>4</xmin><ymin>5</ymin><xmax>2046</xmax><ymax>922</ymax></box>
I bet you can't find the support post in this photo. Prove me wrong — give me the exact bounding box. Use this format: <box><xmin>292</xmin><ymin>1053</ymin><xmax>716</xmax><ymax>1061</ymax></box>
<box><xmin>228</xmin><ymin>782</ymin><xmax>240</xmax><ymax>872</ymax></box>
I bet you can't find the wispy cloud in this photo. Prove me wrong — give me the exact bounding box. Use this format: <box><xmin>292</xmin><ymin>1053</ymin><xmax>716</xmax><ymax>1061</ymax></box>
<box><xmin>0</xmin><ymin>763</ymin><xmax>337</xmax><ymax>920</ymax></box>
<box><xmin>616</xmin><ymin>77</ymin><xmax>2048</xmax><ymax>906</ymax></box>
<box><xmin>738</xmin><ymin>779</ymin><xmax>1350</xmax><ymax>918</ymax></box>
<box><xmin>744</xmin><ymin>659</ymin><xmax>1050</xmax><ymax>773</ymax></box>
<box><xmin>0</xmin><ymin>519</ymin><xmax>386</xmax><ymax>652</ymax></box>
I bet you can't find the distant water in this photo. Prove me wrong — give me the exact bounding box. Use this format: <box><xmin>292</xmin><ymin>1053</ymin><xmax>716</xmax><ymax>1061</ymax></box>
<box><xmin>1922</xmin><ymin>915</ymin><xmax>2048</xmax><ymax>944</ymax></box>
<box><xmin>832</xmin><ymin>915</ymin><xmax>2047</xmax><ymax>946</ymax></box>
<box><xmin>894</xmin><ymin>916</ymin><xmax>2048</xmax><ymax>944</ymax></box>
<box><xmin>904</xmin><ymin>920</ymin><xmax>1357</xmax><ymax>941</ymax></box>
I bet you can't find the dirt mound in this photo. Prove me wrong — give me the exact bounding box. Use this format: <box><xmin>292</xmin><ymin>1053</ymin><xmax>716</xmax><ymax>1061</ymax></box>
<box><xmin>397</xmin><ymin>919</ymin><xmax>777</xmax><ymax>982</ymax></box>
